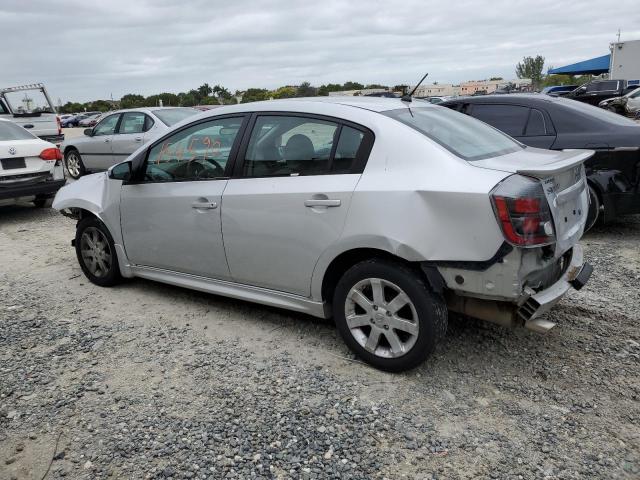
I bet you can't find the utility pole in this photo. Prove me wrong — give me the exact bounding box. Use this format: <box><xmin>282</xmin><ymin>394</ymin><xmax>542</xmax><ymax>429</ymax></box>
<box><xmin>616</xmin><ymin>29</ymin><xmax>621</xmax><ymax>43</ymax></box>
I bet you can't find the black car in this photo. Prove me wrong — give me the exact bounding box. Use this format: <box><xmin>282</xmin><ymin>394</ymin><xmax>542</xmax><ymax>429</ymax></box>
<box><xmin>441</xmin><ymin>94</ymin><xmax>640</xmax><ymax>229</ymax></box>
<box><xmin>558</xmin><ymin>79</ymin><xmax>637</xmax><ymax>106</ymax></box>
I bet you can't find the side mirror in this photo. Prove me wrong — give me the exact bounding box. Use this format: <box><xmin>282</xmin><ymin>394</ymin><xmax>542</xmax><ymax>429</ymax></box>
<box><xmin>109</xmin><ymin>161</ymin><xmax>132</xmax><ymax>181</ymax></box>
<box><xmin>84</xmin><ymin>128</ymin><xmax>93</xmax><ymax>137</ymax></box>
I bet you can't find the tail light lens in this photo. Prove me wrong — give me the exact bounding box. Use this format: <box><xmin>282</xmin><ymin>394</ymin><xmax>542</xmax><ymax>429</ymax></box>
<box><xmin>40</xmin><ymin>148</ymin><xmax>63</xmax><ymax>161</ymax></box>
<box><xmin>56</xmin><ymin>116</ymin><xmax>62</xmax><ymax>135</ymax></box>
<box><xmin>490</xmin><ymin>175</ymin><xmax>555</xmax><ymax>247</ymax></box>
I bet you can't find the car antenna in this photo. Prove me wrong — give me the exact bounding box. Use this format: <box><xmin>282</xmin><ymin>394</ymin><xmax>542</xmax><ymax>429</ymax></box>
<box><xmin>401</xmin><ymin>72</ymin><xmax>429</xmax><ymax>103</ymax></box>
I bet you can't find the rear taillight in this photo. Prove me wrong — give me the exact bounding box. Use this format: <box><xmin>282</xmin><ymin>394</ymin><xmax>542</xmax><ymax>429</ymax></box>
<box><xmin>56</xmin><ymin>116</ymin><xmax>62</xmax><ymax>135</ymax></box>
<box><xmin>490</xmin><ymin>175</ymin><xmax>555</xmax><ymax>247</ymax></box>
<box><xmin>40</xmin><ymin>148</ymin><xmax>62</xmax><ymax>161</ymax></box>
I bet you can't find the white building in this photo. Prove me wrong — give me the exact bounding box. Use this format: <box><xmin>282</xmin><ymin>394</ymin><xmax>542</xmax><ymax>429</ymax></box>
<box><xmin>610</xmin><ymin>39</ymin><xmax>640</xmax><ymax>82</ymax></box>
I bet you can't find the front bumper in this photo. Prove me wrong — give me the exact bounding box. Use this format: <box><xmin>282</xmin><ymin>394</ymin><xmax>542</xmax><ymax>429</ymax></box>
<box><xmin>0</xmin><ymin>178</ymin><xmax>66</xmax><ymax>200</ymax></box>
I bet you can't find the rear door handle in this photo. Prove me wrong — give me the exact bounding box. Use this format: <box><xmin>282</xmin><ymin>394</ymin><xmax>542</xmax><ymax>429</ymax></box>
<box><xmin>134</xmin><ymin>137</ymin><xmax>143</xmax><ymax>142</ymax></box>
<box><xmin>191</xmin><ymin>201</ymin><xmax>218</xmax><ymax>209</ymax></box>
<box><xmin>304</xmin><ymin>199</ymin><xmax>341</xmax><ymax>207</ymax></box>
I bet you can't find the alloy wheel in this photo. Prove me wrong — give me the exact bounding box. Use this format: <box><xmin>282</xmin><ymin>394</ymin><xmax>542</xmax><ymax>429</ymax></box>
<box><xmin>344</xmin><ymin>278</ymin><xmax>419</xmax><ymax>358</ymax></box>
<box><xmin>66</xmin><ymin>152</ymin><xmax>81</xmax><ymax>177</ymax></box>
<box><xmin>80</xmin><ymin>227</ymin><xmax>112</xmax><ymax>278</ymax></box>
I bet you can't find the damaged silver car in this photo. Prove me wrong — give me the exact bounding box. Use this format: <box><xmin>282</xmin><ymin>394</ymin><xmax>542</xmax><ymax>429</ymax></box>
<box><xmin>53</xmin><ymin>97</ymin><xmax>593</xmax><ymax>371</ymax></box>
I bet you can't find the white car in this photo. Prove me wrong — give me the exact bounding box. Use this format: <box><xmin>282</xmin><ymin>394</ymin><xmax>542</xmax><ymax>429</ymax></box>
<box><xmin>0</xmin><ymin>118</ymin><xmax>65</xmax><ymax>207</ymax></box>
<box><xmin>53</xmin><ymin>97</ymin><xmax>593</xmax><ymax>371</ymax></box>
<box><xmin>61</xmin><ymin>107</ymin><xmax>200</xmax><ymax>178</ymax></box>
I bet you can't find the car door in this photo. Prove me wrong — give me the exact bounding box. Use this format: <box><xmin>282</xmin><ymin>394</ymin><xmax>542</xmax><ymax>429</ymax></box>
<box><xmin>80</xmin><ymin>113</ymin><xmax>120</xmax><ymax>171</ymax></box>
<box><xmin>120</xmin><ymin>115</ymin><xmax>247</xmax><ymax>279</ymax></box>
<box><xmin>111</xmin><ymin>111</ymin><xmax>150</xmax><ymax>163</ymax></box>
<box><xmin>221</xmin><ymin>113</ymin><xmax>373</xmax><ymax>296</ymax></box>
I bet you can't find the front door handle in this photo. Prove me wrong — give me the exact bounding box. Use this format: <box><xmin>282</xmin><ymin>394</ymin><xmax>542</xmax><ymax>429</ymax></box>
<box><xmin>191</xmin><ymin>201</ymin><xmax>218</xmax><ymax>210</ymax></box>
<box><xmin>134</xmin><ymin>137</ymin><xmax>143</xmax><ymax>142</ymax></box>
<box><xmin>304</xmin><ymin>199</ymin><xmax>341</xmax><ymax>208</ymax></box>
<box><xmin>104</xmin><ymin>138</ymin><xmax>110</xmax><ymax>143</ymax></box>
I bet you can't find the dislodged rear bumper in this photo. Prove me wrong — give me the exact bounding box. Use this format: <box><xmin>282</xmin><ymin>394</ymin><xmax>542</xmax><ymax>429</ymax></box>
<box><xmin>446</xmin><ymin>244</ymin><xmax>592</xmax><ymax>332</ymax></box>
<box><xmin>0</xmin><ymin>178</ymin><xmax>66</xmax><ymax>200</ymax></box>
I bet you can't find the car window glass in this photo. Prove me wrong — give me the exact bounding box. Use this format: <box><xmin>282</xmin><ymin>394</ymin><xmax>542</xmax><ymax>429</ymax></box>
<box><xmin>144</xmin><ymin>117</ymin><xmax>243</xmax><ymax>182</ymax></box>
<box><xmin>629</xmin><ymin>89</ymin><xmax>640</xmax><ymax>99</ymax></box>
<box><xmin>243</xmin><ymin>116</ymin><xmax>338</xmax><ymax>177</ymax></box>
<box><xmin>598</xmin><ymin>81</ymin><xmax>619</xmax><ymax>91</ymax></box>
<box><xmin>93</xmin><ymin>114</ymin><xmax>119</xmax><ymax>136</ymax></box>
<box><xmin>332</xmin><ymin>126</ymin><xmax>364</xmax><ymax>172</ymax></box>
<box><xmin>525</xmin><ymin>109</ymin><xmax>546</xmax><ymax>136</ymax></box>
<box><xmin>384</xmin><ymin>107</ymin><xmax>521</xmax><ymax>162</ymax></box>
<box><xmin>471</xmin><ymin>104</ymin><xmax>530</xmax><ymax>136</ymax></box>
<box><xmin>143</xmin><ymin>115</ymin><xmax>154</xmax><ymax>132</ymax></box>
<box><xmin>119</xmin><ymin>112</ymin><xmax>145</xmax><ymax>134</ymax></box>
<box><xmin>585</xmin><ymin>83</ymin><xmax>599</xmax><ymax>93</ymax></box>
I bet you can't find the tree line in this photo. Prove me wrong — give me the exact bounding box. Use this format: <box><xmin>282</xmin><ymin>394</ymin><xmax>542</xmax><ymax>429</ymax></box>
<box><xmin>58</xmin><ymin>81</ymin><xmax>392</xmax><ymax>113</ymax></box>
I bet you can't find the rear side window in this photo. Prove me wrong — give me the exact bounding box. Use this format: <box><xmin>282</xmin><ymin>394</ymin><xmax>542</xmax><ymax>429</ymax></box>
<box><xmin>242</xmin><ymin>116</ymin><xmax>368</xmax><ymax>177</ymax></box>
<box><xmin>597</xmin><ymin>81</ymin><xmax>619</xmax><ymax>92</ymax></box>
<box><xmin>470</xmin><ymin>104</ymin><xmax>530</xmax><ymax>136</ymax></box>
<box><xmin>0</xmin><ymin>121</ymin><xmax>36</xmax><ymax>141</ymax></box>
<box><xmin>525</xmin><ymin>109</ymin><xmax>547</xmax><ymax>136</ymax></box>
<box><xmin>384</xmin><ymin>107</ymin><xmax>521</xmax><ymax>161</ymax></box>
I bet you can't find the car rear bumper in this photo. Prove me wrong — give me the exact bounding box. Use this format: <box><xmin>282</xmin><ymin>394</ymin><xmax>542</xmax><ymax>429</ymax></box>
<box><xmin>445</xmin><ymin>244</ymin><xmax>592</xmax><ymax>332</ymax></box>
<box><xmin>0</xmin><ymin>178</ymin><xmax>66</xmax><ymax>200</ymax></box>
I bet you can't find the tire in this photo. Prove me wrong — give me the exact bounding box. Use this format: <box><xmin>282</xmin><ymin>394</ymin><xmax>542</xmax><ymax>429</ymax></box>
<box><xmin>75</xmin><ymin>217</ymin><xmax>122</xmax><ymax>287</ymax></box>
<box><xmin>33</xmin><ymin>196</ymin><xmax>52</xmax><ymax>208</ymax></box>
<box><xmin>333</xmin><ymin>259</ymin><xmax>447</xmax><ymax>372</ymax></box>
<box><xmin>584</xmin><ymin>185</ymin><xmax>601</xmax><ymax>232</ymax></box>
<box><xmin>64</xmin><ymin>149</ymin><xmax>85</xmax><ymax>179</ymax></box>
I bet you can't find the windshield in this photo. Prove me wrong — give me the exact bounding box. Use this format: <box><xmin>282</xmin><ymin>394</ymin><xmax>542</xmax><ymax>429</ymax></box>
<box><xmin>152</xmin><ymin>108</ymin><xmax>200</xmax><ymax>126</ymax></box>
<box><xmin>0</xmin><ymin>121</ymin><xmax>36</xmax><ymax>141</ymax></box>
<box><xmin>384</xmin><ymin>106</ymin><xmax>522</xmax><ymax>161</ymax></box>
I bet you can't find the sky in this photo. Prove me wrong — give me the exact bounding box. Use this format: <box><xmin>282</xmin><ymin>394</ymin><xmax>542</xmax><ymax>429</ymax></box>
<box><xmin>2</xmin><ymin>0</ymin><xmax>640</xmax><ymax>103</ymax></box>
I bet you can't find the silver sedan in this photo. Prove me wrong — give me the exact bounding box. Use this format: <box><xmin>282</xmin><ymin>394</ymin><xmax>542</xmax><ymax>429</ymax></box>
<box><xmin>61</xmin><ymin>107</ymin><xmax>199</xmax><ymax>178</ymax></box>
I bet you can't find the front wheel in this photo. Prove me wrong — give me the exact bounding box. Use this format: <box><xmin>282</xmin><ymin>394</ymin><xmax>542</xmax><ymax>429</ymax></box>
<box><xmin>75</xmin><ymin>217</ymin><xmax>122</xmax><ymax>287</ymax></box>
<box><xmin>333</xmin><ymin>259</ymin><xmax>447</xmax><ymax>372</ymax></box>
<box><xmin>64</xmin><ymin>149</ymin><xmax>85</xmax><ymax>179</ymax></box>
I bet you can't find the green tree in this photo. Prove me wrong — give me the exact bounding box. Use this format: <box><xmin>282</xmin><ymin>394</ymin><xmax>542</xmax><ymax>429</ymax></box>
<box><xmin>197</xmin><ymin>83</ymin><xmax>213</xmax><ymax>100</ymax></box>
<box><xmin>317</xmin><ymin>83</ymin><xmax>343</xmax><ymax>96</ymax></box>
<box><xmin>241</xmin><ymin>88</ymin><xmax>270</xmax><ymax>103</ymax></box>
<box><xmin>272</xmin><ymin>86</ymin><xmax>297</xmax><ymax>99</ymax></box>
<box><xmin>296</xmin><ymin>81</ymin><xmax>316</xmax><ymax>97</ymax></box>
<box><xmin>516</xmin><ymin>55</ymin><xmax>545</xmax><ymax>88</ymax></box>
<box><xmin>365</xmin><ymin>84</ymin><xmax>388</xmax><ymax>89</ymax></box>
<box><xmin>343</xmin><ymin>81</ymin><xmax>364</xmax><ymax>90</ymax></box>
<box><xmin>212</xmin><ymin>85</ymin><xmax>235</xmax><ymax>104</ymax></box>
<box><xmin>119</xmin><ymin>94</ymin><xmax>145</xmax><ymax>109</ymax></box>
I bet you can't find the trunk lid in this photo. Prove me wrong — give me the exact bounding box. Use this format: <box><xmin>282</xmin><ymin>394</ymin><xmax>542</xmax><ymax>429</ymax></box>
<box><xmin>475</xmin><ymin>147</ymin><xmax>593</xmax><ymax>256</ymax></box>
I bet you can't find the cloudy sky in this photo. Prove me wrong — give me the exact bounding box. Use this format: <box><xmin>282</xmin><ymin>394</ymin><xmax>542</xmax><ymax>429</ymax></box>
<box><xmin>2</xmin><ymin>0</ymin><xmax>639</xmax><ymax>103</ymax></box>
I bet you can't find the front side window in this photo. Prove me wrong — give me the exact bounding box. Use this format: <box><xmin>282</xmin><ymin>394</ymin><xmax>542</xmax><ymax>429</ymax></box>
<box><xmin>597</xmin><ymin>81</ymin><xmax>619</xmax><ymax>92</ymax></box>
<box><xmin>384</xmin><ymin>107</ymin><xmax>522</xmax><ymax>161</ymax></box>
<box><xmin>243</xmin><ymin>116</ymin><xmax>338</xmax><ymax>177</ymax></box>
<box><xmin>118</xmin><ymin>112</ymin><xmax>146</xmax><ymax>134</ymax></box>
<box><xmin>470</xmin><ymin>104</ymin><xmax>530</xmax><ymax>136</ymax></box>
<box><xmin>143</xmin><ymin>117</ymin><xmax>243</xmax><ymax>182</ymax></box>
<box><xmin>93</xmin><ymin>114</ymin><xmax>120</xmax><ymax>136</ymax></box>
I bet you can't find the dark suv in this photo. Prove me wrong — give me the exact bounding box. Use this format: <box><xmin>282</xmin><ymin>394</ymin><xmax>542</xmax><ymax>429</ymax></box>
<box><xmin>559</xmin><ymin>80</ymin><xmax>636</xmax><ymax>105</ymax></box>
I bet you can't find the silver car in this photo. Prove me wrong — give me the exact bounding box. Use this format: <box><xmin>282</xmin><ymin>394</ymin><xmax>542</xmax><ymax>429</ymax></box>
<box><xmin>53</xmin><ymin>97</ymin><xmax>593</xmax><ymax>371</ymax></box>
<box><xmin>61</xmin><ymin>107</ymin><xmax>199</xmax><ymax>178</ymax></box>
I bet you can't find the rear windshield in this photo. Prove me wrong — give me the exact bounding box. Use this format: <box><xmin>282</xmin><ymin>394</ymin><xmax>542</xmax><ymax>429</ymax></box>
<box><xmin>555</xmin><ymin>97</ymin><xmax>639</xmax><ymax>126</ymax></box>
<box><xmin>384</xmin><ymin>107</ymin><xmax>522</xmax><ymax>161</ymax></box>
<box><xmin>152</xmin><ymin>108</ymin><xmax>200</xmax><ymax>126</ymax></box>
<box><xmin>0</xmin><ymin>121</ymin><xmax>36</xmax><ymax>141</ymax></box>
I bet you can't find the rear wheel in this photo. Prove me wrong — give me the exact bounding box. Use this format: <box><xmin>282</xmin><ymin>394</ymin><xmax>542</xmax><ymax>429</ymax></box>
<box><xmin>75</xmin><ymin>217</ymin><xmax>122</xmax><ymax>287</ymax></box>
<box><xmin>333</xmin><ymin>259</ymin><xmax>447</xmax><ymax>372</ymax></box>
<box><xmin>65</xmin><ymin>149</ymin><xmax>85</xmax><ymax>179</ymax></box>
<box><xmin>585</xmin><ymin>185</ymin><xmax>601</xmax><ymax>232</ymax></box>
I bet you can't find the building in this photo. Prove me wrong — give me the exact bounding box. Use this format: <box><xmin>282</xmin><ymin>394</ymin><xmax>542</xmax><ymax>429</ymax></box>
<box><xmin>460</xmin><ymin>79</ymin><xmax>532</xmax><ymax>95</ymax></box>
<box><xmin>610</xmin><ymin>39</ymin><xmax>640</xmax><ymax>82</ymax></box>
<box><xmin>412</xmin><ymin>83</ymin><xmax>460</xmax><ymax>97</ymax></box>
<box><xmin>548</xmin><ymin>38</ymin><xmax>640</xmax><ymax>84</ymax></box>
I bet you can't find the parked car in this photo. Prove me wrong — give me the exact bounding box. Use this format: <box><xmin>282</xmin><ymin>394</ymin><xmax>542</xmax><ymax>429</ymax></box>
<box><xmin>558</xmin><ymin>79</ymin><xmax>637</xmax><ymax>106</ymax></box>
<box><xmin>598</xmin><ymin>87</ymin><xmax>640</xmax><ymax>115</ymax></box>
<box><xmin>0</xmin><ymin>118</ymin><xmax>65</xmax><ymax>207</ymax></box>
<box><xmin>62</xmin><ymin>114</ymin><xmax>89</xmax><ymax>128</ymax></box>
<box><xmin>541</xmin><ymin>85</ymin><xmax>579</xmax><ymax>95</ymax></box>
<box><xmin>61</xmin><ymin>107</ymin><xmax>200</xmax><ymax>178</ymax></box>
<box><xmin>441</xmin><ymin>94</ymin><xmax>640</xmax><ymax>229</ymax></box>
<box><xmin>0</xmin><ymin>84</ymin><xmax>64</xmax><ymax>145</ymax></box>
<box><xmin>53</xmin><ymin>97</ymin><xmax>592</xmax><ymax>371</ymax></box>
<box><xmin>78</xmin><ymin>113</ymin><xmax>104</xmax><ymax>128</ymax></box>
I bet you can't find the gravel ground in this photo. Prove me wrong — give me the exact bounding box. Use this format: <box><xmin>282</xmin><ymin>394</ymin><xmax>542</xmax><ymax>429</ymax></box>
<box><xmin>0</xmin><ymin>205</ymin><xmax>639</xmax><ymax>480</ymax></box>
